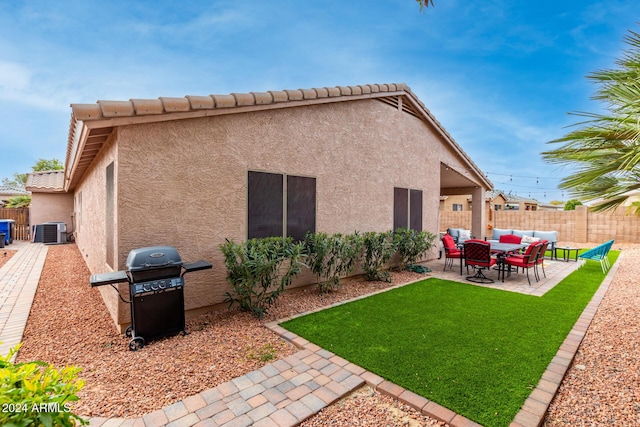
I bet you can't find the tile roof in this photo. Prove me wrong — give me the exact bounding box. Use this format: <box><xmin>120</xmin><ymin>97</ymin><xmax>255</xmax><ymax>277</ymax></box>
<box><xmin>65</xmin><ymin>82</ymin><xmax>492</xmax><ymax>192</ymax></box>
<box><xmin>70</xmin><ymin>83</ymin><xmax>408</xmax><ymax>121</ymax></box>
<box><xmin>25</xmin><ymin>170</ymin><xmax>65</xmax><ymax>193</ymax></box>
<box><xmin>0</xmin><ymin>185</ymin><xmax>29</xmax><ymax>196</ymax></box>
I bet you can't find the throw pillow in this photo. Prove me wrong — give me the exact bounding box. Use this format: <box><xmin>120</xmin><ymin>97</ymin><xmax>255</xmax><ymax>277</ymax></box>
<box><xmin>459</xmin><ymin>229</ymin><xmax>471</xmax><ymax>239</ymax></box>
<box><xmin>521</xmin><ymin>235</ymin><xmax>540</xmax><ymax>244</ymax></box>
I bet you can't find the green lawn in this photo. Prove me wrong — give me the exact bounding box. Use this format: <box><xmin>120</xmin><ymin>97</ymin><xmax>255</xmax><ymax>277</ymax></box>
<box><xmin>281</xmin><ymin>252</ymin><xmax>618</xmax><ymax>427</ymax></box>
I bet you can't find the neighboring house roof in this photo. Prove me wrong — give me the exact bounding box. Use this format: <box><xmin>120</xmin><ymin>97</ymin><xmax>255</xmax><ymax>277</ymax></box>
<box><xmin>0</xmin><ymin>185</ymin><xmax>29</xmax><ymax>196</ymax></box>
<box><xmin>486</xmin><ymin>190</ymin><xmax>508</xmax><ymax>200</ymax></box>
<box><xmin>25</xmin><ymin>170</ymin><xmax>65</xmax><ymax>193</ymax></box>
<box><xmin>505</xmin><ymin>193</ymin><xmax>539</xmax><ymax>204</ymax></box>
<box><xmin>64</xmin><ymin>82</ymin><xmax>492</xmax><ymax>192</ymax></box>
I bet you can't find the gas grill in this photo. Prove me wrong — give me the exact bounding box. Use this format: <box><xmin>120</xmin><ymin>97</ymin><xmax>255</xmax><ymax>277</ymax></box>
<box><xmin>90</xmin><ymin>246</ymin><xmax>212</xmax><ymax>351</ymax></box>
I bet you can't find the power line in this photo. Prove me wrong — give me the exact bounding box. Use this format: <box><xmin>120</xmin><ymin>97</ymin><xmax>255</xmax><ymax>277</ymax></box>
<box><xmin>484</xmin><ymin>171</ymin><xmax>563</xmax><ymax>181</ymax></box>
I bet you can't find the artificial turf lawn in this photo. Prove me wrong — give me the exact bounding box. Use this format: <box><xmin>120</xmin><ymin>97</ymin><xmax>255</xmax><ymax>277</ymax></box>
<box><xmin>280</xmin><ymin>252</ymin><xmax>619</xmax><ymax>427</ymax></box>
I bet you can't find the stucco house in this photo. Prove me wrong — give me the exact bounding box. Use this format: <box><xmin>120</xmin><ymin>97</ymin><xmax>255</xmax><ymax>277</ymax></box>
<box><xmin>33</xmin><ymin>82</ymin><xmax>492</xmax><ymax>330</ymax></box>
<box><xmin>25</xmin><ymin>170</ymin><xmax>73</xmax><ymax>228</ymax></box>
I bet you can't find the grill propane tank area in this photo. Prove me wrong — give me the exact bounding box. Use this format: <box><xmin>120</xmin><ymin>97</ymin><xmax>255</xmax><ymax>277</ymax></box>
<box><xmin>90</xmin><ymin>246</ymin><xmax>212</xmax><ymax>350</ymax></box>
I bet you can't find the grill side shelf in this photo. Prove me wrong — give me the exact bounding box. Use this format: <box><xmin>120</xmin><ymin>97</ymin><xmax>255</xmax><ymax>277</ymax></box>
<box><xmin>182</xmin><ymin>260</ymin><xmax>213</xmax><ymax>274</ymax></box>
<box><xmin>90</xmin><ymin>270</ymin><xmax>130</xmax><ymax>287</ymax></box>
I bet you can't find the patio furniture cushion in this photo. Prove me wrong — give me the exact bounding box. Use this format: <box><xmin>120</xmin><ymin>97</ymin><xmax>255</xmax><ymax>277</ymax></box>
<box><xmin>532</xmin><ymin>230</ymin><xmax>557</xmax><ymax>243</ymax></box>
<box><xmin>447</xmin><ymin>228</ymin><xmax>460</xmax><ymax>240</ymax></box>
<box><xmin>499</xmin><ymin>234</ymin><xmax>522</xmax><ymax>244</ymax></box>
<box><xmin>512</xmin><ymin>230</ymin><xmax>534</xmax><ymax>239</ymax></box>
<box><xmin>442</xmin><ymin>234</ymin><xmax>462</xmax><ymax>271</ymax></box>
<box><xmin>505</xmin><ymin>242</ymin><xmax>542</xmax><ymax>285</ymax></box>
<box><xmin>442</xmin><ymin>234</ymin><xmax>460</xmax><ymax>254</ymax></box>
<box><xmin>521</xmin><ymin>235</ymin><xmax>540</xmax><ymax>244</ymax></box>
<box><xmin>491</xmin><ymin>228</ymin><xmax>512</xmax><ymax>240</ymax></box>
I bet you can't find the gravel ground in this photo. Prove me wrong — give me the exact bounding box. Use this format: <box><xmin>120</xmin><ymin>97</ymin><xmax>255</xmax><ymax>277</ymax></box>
<box><xmin>15</xmin><ymin>243</ymin><xmax>426</xmax><ymax>420</ymax></box>
<box><xmin>300</xmin><ymin>387</ymin><xmax>447</xmax><ymax>427</ymax></box>
<box><xmin>14</xmin><ymin>242</ymin><xmax>639</xmax><ymax>425</ymax></box>
<box><xmin>544</xmin><ymin>245</ymin><xmax>640</xmax><ymax>426</ymax></box>
<box><xmin>0</xmin><ymin>249</ymin><xmax>16</xmax><ymax>269</ymax></box>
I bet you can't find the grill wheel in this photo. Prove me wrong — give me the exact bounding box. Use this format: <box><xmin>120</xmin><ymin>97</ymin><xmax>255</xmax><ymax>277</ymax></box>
<box><xmin>128</xmin><ymin>336</ymin><xmax>145</xmax><ymax>351</ymax></box>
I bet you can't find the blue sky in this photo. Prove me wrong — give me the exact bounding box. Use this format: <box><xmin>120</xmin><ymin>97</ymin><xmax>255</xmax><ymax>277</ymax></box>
<box><xmin>1</xmin><ymin>0</ymin><xmax>639</xmax><ymax>202</ymax></box>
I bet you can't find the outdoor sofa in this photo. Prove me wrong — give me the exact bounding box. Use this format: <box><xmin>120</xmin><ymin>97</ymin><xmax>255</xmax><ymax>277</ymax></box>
<box><xmin>446</xmin><ymin>227</ymin><xmax>473</xmax><ymax>244</ymax></box>
<box><xmin>486</xmin><ymin>228</ymin><xmax>558</xmax><ymax>252</ymax></box>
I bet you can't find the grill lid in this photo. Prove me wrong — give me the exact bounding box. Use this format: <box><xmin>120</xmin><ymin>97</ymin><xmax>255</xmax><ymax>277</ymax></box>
<box><xmin>126</xmin><ymin>246</ymin><xmax>183</xmax><ymax>271</ymax></box>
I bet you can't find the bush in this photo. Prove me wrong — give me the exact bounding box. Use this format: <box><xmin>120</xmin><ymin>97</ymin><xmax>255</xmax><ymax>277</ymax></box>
<box><xmin>564</xmin><ymin>199</ymin><xmax>583</xmax><ymax>210</ymax></box>
<box><xmin>361</xmin><ymin>231</ymin><xmax>396</xmax><ymax>282</ymax></box>
<box><xmin>393</xmin><ymin>228</ymin><xmax>437</xmax><ymax>270</ymax></box>
<box><xmin>220</xmin><ymin>237</ymin><xmax>304</xmax><ymax>319</ymax></box>
<box><xmin>0</xmin><ymin>343</ymin><xmax>87</xmax><ymax>427</ymax></box>
<box><xmin>304</xmin><ymin>231</ymin><xmax>363</xmax><ymax>293</ymax></box>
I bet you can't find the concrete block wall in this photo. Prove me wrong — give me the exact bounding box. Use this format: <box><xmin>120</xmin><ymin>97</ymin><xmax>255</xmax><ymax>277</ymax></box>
<box><xmin>440</xmin><ymin>205</ymin><xmax>640</xmax><ymax>244</ymax></box>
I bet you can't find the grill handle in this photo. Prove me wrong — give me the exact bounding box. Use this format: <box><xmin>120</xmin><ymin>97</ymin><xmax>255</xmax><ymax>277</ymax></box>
<box><xmin>181</xmin><ymin>260</ymin><xmax>213</xmax><ymax>276</ymax></box>
<box><xmin>90</xmin><ymin>270</ymin><xmax>130</xmax><ymax>287</ymax></box>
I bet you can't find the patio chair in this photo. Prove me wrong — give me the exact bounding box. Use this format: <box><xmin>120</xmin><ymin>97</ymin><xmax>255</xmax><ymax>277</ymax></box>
<box><xmin>463</xmin><ymin>239</ymin><xmax>497</xmax><ymax>283</ymax></box>
<box><xmin>534</xmin><ymin>240</ymin><xmax>549</xmax><ymax>279</ymax></box>
<box><xmin>442</xmin><ymin>234</ymin><xmax>462</xmax><ymax>272</ymax></box>
<box><xmin>504</xmin><ymin>242</ymin><xmax>541</xmax><ymax>285</ymax></box>
<box><xmin>578</xmin><ymin>239</ymin><xmax>614</xmax><ymax>273</ymax></box>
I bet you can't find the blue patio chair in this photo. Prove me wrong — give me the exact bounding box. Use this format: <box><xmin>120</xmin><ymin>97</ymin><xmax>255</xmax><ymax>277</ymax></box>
<box><xmin>578</xmin><ymin>240</ymin><xmax>614</xmax><ymax>273</ymax></box>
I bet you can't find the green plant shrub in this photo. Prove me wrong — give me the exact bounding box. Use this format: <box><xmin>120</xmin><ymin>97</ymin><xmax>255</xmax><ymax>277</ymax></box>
<box><xmin>5</xmin><ymin>196</ymin><xmax>30</xmax><ymax>208</ymax></box>
<box><xmin>393</xmin><ymin>228</ymin><xmax>437</xmax><ymax>270</ymax></box>
<box><xmin>304</xmin><ymin>231</ymin><xmax>363</xmax><ymax>293</ymax></box>
<box><xmin>0</xmin><ymin>343</ymin><xmax>87</xmax><ymax>427</ymax></box>
<box><xmin>220</xmin><ymin>237</ymin><xmax>304</xmax><ymax>319</ymax></box>
<box><xmin>361</xmin><ymin>231</ymin><xmax>396</xmax><ymax>282</ymax></box>
<box><xmin>564</xmin><ymin>199</ymin><xmax>583</xmax><ymax>210</ymax></box>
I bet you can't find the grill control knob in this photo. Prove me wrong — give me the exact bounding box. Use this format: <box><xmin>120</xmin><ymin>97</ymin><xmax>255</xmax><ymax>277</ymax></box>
<box><xmin>159</xmin><ymin>281</ymin><xmax>166</xmax><ymax>289</ymax></box>
<box><xmin>151</xmin><ymin>282</ymin><xmax>159</xmax><ymax>291</ymax></box>
<box><xmin>143</xmin><ymin>283</ymin><xmax>151</xmax><ymax>292</ymax></box>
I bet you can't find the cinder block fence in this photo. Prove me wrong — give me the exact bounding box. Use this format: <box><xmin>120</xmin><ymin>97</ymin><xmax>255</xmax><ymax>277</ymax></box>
<box><xmin>440</xmin><ymin>206</ymin><xmax>639</xmax><ymax>244</ymax></box>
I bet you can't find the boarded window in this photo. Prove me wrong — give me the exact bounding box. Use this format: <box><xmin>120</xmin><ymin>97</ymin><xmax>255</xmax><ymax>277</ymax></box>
<box><xmin>394</xmin><ymin>187</ymin><xmax>423</xmax><ymax>231</ymax></box>
<box><xmin>286</xmin><ymin>175</ymin><xmax>316</xmax><ymax>241</ymax></box>
<box><xmin>410</xmin><ymin>189</ymin><xmax>423</xmax><ymax>231</ymax></box>
<box><xmin>106</xmin><ymin>163</ymin><xmax>115</xmax><ymax>268</ymax></box>
<box><xmin>393</xmin><ymin>187</ymin><xmax>409</xmax><ymax>230</ymax></box>
<box><xmin>248</xmin><ymin>171</ymin><xmax>283</xmax><ymax>239</ymax></box>
<box><xmin>248</xmin><ymin>171</ymin><xmax>316</xmax><ymax>240</ymax></box>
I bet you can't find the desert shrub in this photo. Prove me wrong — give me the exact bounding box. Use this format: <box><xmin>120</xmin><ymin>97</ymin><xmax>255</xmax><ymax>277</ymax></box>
<box><xmin>220</xmin><ymin>237</ymin><xmax>304</xmax><ymax>319</ymax></box>
<box><xmin>361</xmin><ymin>231</ymin><xmax>396</xmax><ymax>282</ymax></box>
<box><xmin>304</xmin><ymin>231</ymin><xmax>363</xmax><ymax>293</ymax></box>
<box><xmin>0</xmin><ymin>342</ymin><xmax>87</xmax><ymax>427</ymax></box>
<box><xmin>393</xmin><ymin>228</ymin><xmax>437</xmax><ymax>270</ymax></box>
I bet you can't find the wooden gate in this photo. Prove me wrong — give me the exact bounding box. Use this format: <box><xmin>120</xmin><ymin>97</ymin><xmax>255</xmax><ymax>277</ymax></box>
<box><xmin>0</xmin><ymin>207</ymin><xmax>30</xmax><ymax>240</ymax></box>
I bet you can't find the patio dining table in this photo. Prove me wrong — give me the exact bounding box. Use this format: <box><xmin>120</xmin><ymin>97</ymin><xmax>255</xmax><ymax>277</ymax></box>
<box><xmin>490</xmin><ymin>242</ymin><xmax>527</xmax><ymax>281</ymax></box>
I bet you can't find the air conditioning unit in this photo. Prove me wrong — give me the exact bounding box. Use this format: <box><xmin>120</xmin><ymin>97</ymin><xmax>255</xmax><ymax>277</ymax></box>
<box><xmin>34</xmin><ymin>222</ymin><xmax>67</xmax><ymax>244</ymax></box>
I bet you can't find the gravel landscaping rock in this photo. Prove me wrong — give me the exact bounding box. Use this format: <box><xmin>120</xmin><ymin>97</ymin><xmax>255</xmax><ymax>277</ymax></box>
<box><xmin>300</xmin><ymin>386</ymin><xmax>447</xmax><ymax>426</ymax></box>
<box><xmin>14</xmin><ymin>242</ymin><xmax>639</xmax><ymax>425</ymax></box>
<box><xmin>15</xmin><ymin>244</ymin><xmax>426</xmax><ymax>420</ymax></box>
<box><xmin>544</xmin><ymin>245</ymin><xmax>640</xmax><ymax>426</ymax></box>
<box><xmin>0</xmin><ymin>249</ymin><xmax>15</xmax><ymax>269</ymax></box>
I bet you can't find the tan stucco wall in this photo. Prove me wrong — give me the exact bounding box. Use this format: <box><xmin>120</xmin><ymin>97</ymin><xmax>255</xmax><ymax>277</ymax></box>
<box><xmin>30</xmin><ymin>192</ymin><xmax>74</xmax><ymax>230</ymax></box>
<box><xmin>77</xmin><ymin>98</ymin><xmax>485</xmax><ymax>328</ymax></box>
<box><xmin>442</xmin><ymin>195</ymin><xmax>471</xmax><ymax>211</ymax></box>
<box><xmin>73</xmin><ymin>134</ymin><xmax>124</xmax><ymax>326</ymax></box>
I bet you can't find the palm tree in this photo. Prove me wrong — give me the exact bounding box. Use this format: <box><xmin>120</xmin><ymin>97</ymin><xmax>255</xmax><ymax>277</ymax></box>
<box><xmin>542</xmin><ymin>28</ymin><xmax>640</xmax><ymax>215</ymax></box>
<box><xmin>417</xmin><ymin>0</ymin><xmax>434</xmax><ymax>10</ymax></box>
